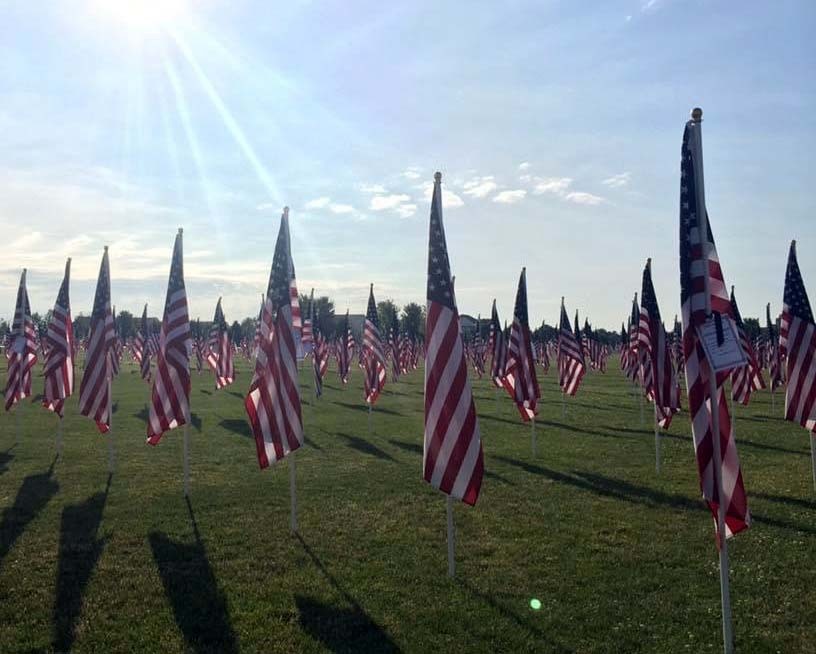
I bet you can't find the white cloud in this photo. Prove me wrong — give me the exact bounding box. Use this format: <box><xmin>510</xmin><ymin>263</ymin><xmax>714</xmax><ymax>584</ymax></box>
<box><xmin>518</xmin><ymin>162</ymin><xmax>531</xmax><ymax>171</ymax></box>
<box><xmin>304</xmin><ymin>196</ymin><xmax>331</xmax><ymax>210</ymax></box>
<box><xmin>395</xmin><ymin>204</ymin><xmax>417</xmax><ymax>218</ymax></box>
<box><xmin>401</xmin><ymin>167</ymin><xmax>422</xmax><ymax>180</ymax></box>
<box><xmin>564</xmin><ymin>191</ymin><xmax>604</xmax><ymax>206</ymax></box>
<box><xmin>532</xmin><ymin>177</ymin><xmax>573</xmax><ymax>195</ymax></box>
<box><xmin>359</xmin><ymin>183</ymin><xmax>387</xmax><ymax>194</ymax></box>
<box><xmin>256</xmin><ymin>202</ymin><xmax>277</xmax><ymax>212</ymax></box>
<box><xmin>492</xmin><ymin>189</ymin><xmax>527</xmax><ymax>204</ymax></box>
<box><xmin>462</xmin><ymin>176</ymin><xmax>498</xmax><ymax>198</ymax></box>
<box><xmin>329</xmin><ymin>203</ymin><xmax>354</xmax><ymax>214</ymax></box>
<box><xmin>601</xmin><ymin>172</ymin><xmax>631</xmax><ymax>188</ymax></box>
<box><xmin>418</xmin><ymin>182</ymin><xmax>464</xmax><ymax>208</ymax></box>
<box><xmin>370</xmin><ymin>194</ymin><xmax>411</xmax><ymax>211</ymax></box>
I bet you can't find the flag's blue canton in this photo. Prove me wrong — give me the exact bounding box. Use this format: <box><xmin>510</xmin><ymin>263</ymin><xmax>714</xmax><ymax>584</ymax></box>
<box><xmin>641</xmin><ymin>265</ymin><xmax>661</xmax><ymax>322</ymax></box>
<box><xmin>560</xmin><ymin>305</ymin><xmax>572</xmax><ymax>333</ymax></box>
<box><xmin>266</xmin><ymin>218</ymin><xmax>291</xmax><ymax>310</ymax></box>
<box><xmin>215</xmin><ymin>300</ymin><xmax>226</xmax><ymax>329</ymax></box>
<box><xmin>366</xmin><ymin>288</ymin><xmax>379</xmax><ymax>326</ymax></box>
<box><xmin>92</xmin><ymin>253</ymin><xmax>110</xmax><ymax>319</ymax></box>
<box><xmin>427</xmin><ymin>182</ymin><xmax>454</xmax><ymax>309</ymax></box>
<box><xmin>730</xmin><ymin>288</ymin><xmax>745</xmax><ymax>327</ymax></box>
<box><xmin>784</xmin><ymin>248</ymin><xmax>813</xmax><ymax>322</ymax></box>
<box><xmin>574</xmin><ymin>313</ymin><xmax>581</xmax><ymax>342</ymax></box>
<box><xmin>513</xmin><ymin>270</ymin><xmax>529</xmax><ymax>325</ymax></box>
<box><xmin>164</xmin><ymin>235</ymin><xmax>186</xmax><ymax>312</ymax></box>
<box><xmin>766</xmin><ymin>304</ymin><xmax>776</xmax><ymax>339</ymax></box>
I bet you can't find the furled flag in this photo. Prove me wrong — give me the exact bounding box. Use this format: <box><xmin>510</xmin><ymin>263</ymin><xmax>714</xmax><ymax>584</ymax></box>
<box><xmin>42</xmin><ymin>259</ymin><xmax>75</xmax><ymax>417</ymax></box>
<box><xmin>679</xmin><ymin>110</ymin><xmax>749</xmax><ymax>539</ymax></box>
<box><xmin>301</xmin><ymin>288</ymin><xmax>315</xmax><ymax>356</ymax></box>
<box><xmin>337</xmin><ymin>310</ymin><xmax>352</xmax><ymax>384</ymax></box>
<box><xmin>206</xmin><ymin>297</ymin><xmax>235</xmax><ymax>390</ymax></box>
<box><xmin>132</xmin><ymin>304</ymin><xmax>146</xmax><ymax>365</ymax></box>
<box><xmin>638</xmin><ymin>258</ymin><xmax>681</xmax><ymax>428</ymax></box>
<box><xmin>110</xmin><ymin>307</ymin><xmax>121</xmax><ymax>378</ymax></box>
<box><xmin>780</xmin><ymin>241</ymin><xmax>816</xmax><ymax>432</ymax></box>
<box><xmin>619</xmin><ymin>322</ymin><xmax>629</xmax><ymax>372</ymax></box>
<box><xmin>423</xmin><ymin>172</ymin><xmax>483</xmax><ymax>505</ymax></box>
<box><xmin>363</xmin><ymin>284</ymin><xmax>387</xmax><ymax>405</ymax></box>
<box><xmin>766</xmin><ymin>303</ymin><xmax>784</xmax><ymax>390</ymax></box>
<box><xmin>502</xmin><ymin>268</ymin><xmax>540</xmax><ymax>421</ymax></box>
<box><xmin>488</xmin><ymin>299</ymin><xmax>507</xmax><ymax>389</ymax></box>
<box><xmin>625</xmin><ymin>294</ymin><xmax>641</xmax><ymax>382</ymax></box>
<box><xmin>672</xmin><ymin>315</ymin><xmax>684</xmax><ymax>375</ymax></box>
<box><xmin>147</xmin><ymin>229</ymin><xmax>192</xmax><ymax>445</ymax></box>
<box><xmin>558</xmin><ymin>300</ymin><xmax>585</xmax><ymax>396</ymax></box>
<box><xmin>312</xmin><ymin>303</ymin><xmax>328</xmax><ymax>397</ymax></box>
<box><xmin>730</xmin><ymin>286</ymin><xmax>765</xmax><ymax>405</ymax></box>
<box><xmin>245</xmin><ymin>208</ymin><xmax>303</xmax><ymax>467</ymax></box>
<box><xmin>389</xmin><ymin>325</ymin><xmax>402</xmax><ymax>383</ymax></box>
<box><xmin>4</xmin><ymin>269</ymin><xmax>38</xmax><ymax>411</ymax></box>
<box><xmin>140</xmin><ymin>305</ymin><xmax>153</xmax><ymax>382</ymax></box>
<box><xmin>78</xmin><ymin>248</ymin><xmax>116</xmax><ymax>432</ymax></box>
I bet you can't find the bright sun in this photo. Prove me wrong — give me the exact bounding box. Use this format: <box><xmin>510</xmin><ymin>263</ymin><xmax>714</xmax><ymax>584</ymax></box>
<box><xmin>96</xmin><ymin>0</ymin><xmax>188</xmax><ymax>30</ymax></box>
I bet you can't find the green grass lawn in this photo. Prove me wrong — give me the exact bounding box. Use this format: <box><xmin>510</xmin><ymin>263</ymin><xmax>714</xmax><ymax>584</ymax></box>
<box><xmin>0</xmin><ymin>356</ymin><xmax>814</xmax><ymax>653</ymax></box>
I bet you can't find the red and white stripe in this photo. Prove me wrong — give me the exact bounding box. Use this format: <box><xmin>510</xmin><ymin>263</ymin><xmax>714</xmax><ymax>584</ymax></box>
<box><xmin>43</xmin><ymin>259</ymin><xmax>75</xmax><ymax>417</ymax></box>
<box><xmin>4</xmin><ymin>270</ymin><xmax>38</xmax><ymax>411</ymax></box>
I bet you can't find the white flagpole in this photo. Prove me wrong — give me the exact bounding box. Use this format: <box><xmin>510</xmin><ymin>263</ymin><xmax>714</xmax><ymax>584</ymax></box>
<box><xmin>57</xmin><ymin>417</ymin><xmax>63</xmax><ymax>460</ymax></box>
<box><xmin>183</xmin><ymin>424</ymin><xmax>190</xmax><ymax>496</ymax></box>
<box><xmin>289</xmin><ymin>452</ymin><xmax>298</xmax><ymax>533</ymax></box>
<box><xmin>654</xmin><ymin>403</ymin><xmax>661</xmax><ymax>474</ymax></box>
<box><xmin>531</xmin><ymin>416</ymin><xmax>537</xmax><ymax>457</ymax></box>
<box><xmin>692</xmin><ymin>107</ymin><xmax>734</xmax><ymax>654</ymax></box>
<box><xmin>107</xmin><ymin>379</ymin><xmax>115</xmax><ymax>473</ymax></box>
<box><xmin>446</xmin><ymin>495</ymin><xmax>455</xmax><ymax>578</ymax></box>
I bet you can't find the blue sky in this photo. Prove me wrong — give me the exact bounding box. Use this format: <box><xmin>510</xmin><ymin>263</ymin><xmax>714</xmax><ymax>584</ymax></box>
<box><xmin>1</xmin><ymin>0</ymin><xmax>814</xmax><ymax>328</ymax></box>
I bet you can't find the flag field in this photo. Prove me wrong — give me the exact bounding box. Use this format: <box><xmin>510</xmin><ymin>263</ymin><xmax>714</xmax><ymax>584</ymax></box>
<box><xmin>0</xmin><ymin>356</ymin><xmax>813</xmax><ymax>653</ymax></box>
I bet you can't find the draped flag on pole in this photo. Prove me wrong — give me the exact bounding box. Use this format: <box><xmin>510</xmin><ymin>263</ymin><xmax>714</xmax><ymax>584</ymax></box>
<box><xmin>301</xmin><ymin>289</ymin><xmax>314</xmax><ymax>356</ymax></box>
<box><xmin>679</xmin><ymin>112</ymin><xmax>749</xmax><ymax>540</ymax></box>
<box><xmin>78</xmin><ymin>249</ymin><xmax>115</xmax><ymax>432</ymax></box>
<box><xmin>488</xmin><ymin>299</ymin><xmax>507</xmax><ymax>389</ymax></box>
<box><xmin>206</xmin><ymin>297</ymin><xmax>235</xmax><ymax>390</ymax></box>
<box><xmin>766</xmin><ymin>303</ymin><xmax>784</xmax><ymax>390</ymax></box>
<box><xmin>502</xmin><ymin>268</ymin><xmax>540</xmax><ymax>421</ymax></box>
<box><xmin>132</xmin><ymin>304</ymin><xmax>146</xmax><ymax>365</ymax></box>
<box><xmin>730</xmin><ymin>286</ymin><xmax>765</xmax><ymax>405</ymax></box>
<box><xmin>363</xmin><ymin>284</ymin><xmax>387</xmax><ymax>405</ymax></box>
<box><xmin>312</xmin><ymin>302</ymin><xmax>328</xmax><ymax>397</ymax></box>
<box><xmin>140</xmin><ymin>305</ymin><xmax>153</xmax><ymax>383</ymax></box>
<box><xmin>557</xmin><ymin>300</ymin><xmax>585</xmax><ymax>396</ymax></box>
<box><xmin>780</xmin><ymin>241</ymin><xmax>816</xmax><ymax>432</ymax></box>
<box><xmin>147</xmin><ymin>229</ymin><xmax>192</xmax><ymax>445</ymax></box>
<box><xmin>423</xmin><ymin>172</ymin><xmax>483</xmax><ymax>505</ymax></box>
<box><xmin>337</xmin><ymin>310</ymin><xmax>352</xmax><ymax>384</ymax></box>
<box><xmin>638</xmin><ymin>259</ymin><xmax>681</xmax><ymax>428</ymax></box>
<box><xmin>43</xmin><ymin>259</ymin><xmax>75</xmax><ymax>417</ymax></box>
<box><xmin>245</xmin><ymin>209</ymin><xmax>303</xmax><ymax>468</ymax></box>
<box><xmin>4</xmin><ymin>269</ymin><xmax>37</xmax><ymax>411</ymax></box>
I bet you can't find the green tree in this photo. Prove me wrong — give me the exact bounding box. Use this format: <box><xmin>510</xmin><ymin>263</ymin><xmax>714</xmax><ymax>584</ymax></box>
<box><xmin>377</xmin><ymin>300</ymin><xmax>400</xmax><ymax>335</ymax></box>
<box><xmin>743</xmin><ymin>317</ymin><xmax>760</xmax><ymax>342</ymax></box>
<box><xmin>240</xmin><ymin>317</ymin><xmax>257</xmax><ymax>343</ymax></box>
<box><xmin>230</xmin><ymin>320</ymin><xmax>243</xmax><ymax>344</ymax></box>
<box><xmin>401</xmin><ymin>302</ymin><xmax>425</xmax><ymax>340</ymax></box>
<box><xmin>116</xmin><ymin>310</ymin><xmax>135</xmax><ymax>339</ymax></box>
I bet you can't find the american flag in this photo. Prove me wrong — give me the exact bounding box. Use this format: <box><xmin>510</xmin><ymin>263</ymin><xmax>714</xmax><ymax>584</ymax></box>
<box><xmin>206</xmin><ymin>297</ymin><xmax>235</xmax><ymax>390</ymax></box>
<box><xmin>389</xmin><ymin>325</ymin><xmax>402</xmax><ymax>382</ymax></box>
<box><xmin>42</xmin><ymin>259</ymin><xmax>75</xmax><ymax>417</ymax></box>
<box><xmin>729</xmin><ymin>286</ymin><xmax>765</xmax><ymax>405</ymax></box>
<box><xmin>423</xmin><ymin>172</ymin><xmax>483</xmax><ymax>505</ymax></box>
<box><xmin>337</xmin><ymin>310</ymin><xmax>352</xmax><ymax>384</ymax></box>
<box><xmin>624</xmin><ymin>295</ymin><xmax>641</xmax><ymax>382</ymax></box>
<box><xmin>132</xmin><ymin>304</ymin><xmax>146</xmax><ymax>365</ymax></box>
<box><xmin>78</xmin><ymin>248</ymin><xmax>116</xmax><ymax>432</ymax></box>
<box><xmin>672</xmin><ymin>315</ymin><xmax>684</xmax><ymax>375</ymax></box>
<box><xmin>110</xmin><ymin>307</ymin><xmax>121</xmax><ymax>378</ymax></box>
<box><xmin>488</xmin><ymin>299</ymin><xmax>507</xmax><ymax>388</ymax></box>
<box><xmin>311</xmin><ymin>302</ymin><xmax>328</xmax><ymax>397</ymax></box>
<box><xmin>140</xmin><ymin>305</ymin><xmax>153</xmax><ymax>382</ymax></box>
<box><xmin>4</xmin><ymin>269</ymin><xmax>38</xmax><ymax>411</ymax></box>
<box><xmin>780</xmin><ymin>241</ymin><xmax>816</xmax><ymax>432</ymax></box>
<box><xmin>147</xmin><ymin>229</ymin><xmax>192</xmax><ymax>445</ymax></box>
<box><xmin>363</xmin><ymin>284</ymin><xmax>387</xmax><ymax>405</ymax></box>
<box><xmin>502</xmin><ymin>268</ymin><xmax>540</xmax><ymax>421</ymax></box>
<box><xmin>558</xmin><ymin>301</ymin><xmax>585</xmax><ymax>396</ymax></box>
<box><xmin>245</xmin><ymin>209</ymin><xmax>303</xmax><ymax>467</ymax></box>
<box><xmin>679</xmin><ymin>112</ymin><xmax>749</xmax><ymax>540</ymax></box>
<box><xmin>301</xmin><ymin>288</ymin><xmax>314</xmax><ymax>356</ymax></box>
<box><xmin>766</xmin><ymin>303</ymin><xmax>784</xmax><ymax>390</ymax></box>
<box><xmin>638</xmin><ymin>258</ymin><xmax>681</xmax><ymax>428</ymax></box>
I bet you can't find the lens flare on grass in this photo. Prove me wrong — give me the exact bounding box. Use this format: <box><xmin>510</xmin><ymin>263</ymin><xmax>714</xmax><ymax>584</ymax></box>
<box><xmin>530</xmin><ymin>598</ymin><xmax>542</xmax><ymax>610</ymax></box>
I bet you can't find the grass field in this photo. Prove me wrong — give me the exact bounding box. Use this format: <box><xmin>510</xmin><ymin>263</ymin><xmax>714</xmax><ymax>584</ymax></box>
<box><xmin>0</xmin><ymin>356</ymin><xmax>814</xmax><ymax>653</ymax></box>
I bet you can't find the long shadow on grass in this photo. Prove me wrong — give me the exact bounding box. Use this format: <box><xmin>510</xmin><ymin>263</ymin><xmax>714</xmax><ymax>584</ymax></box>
<box><xmin>388</xmin><ymin>440</ymin><xmax>513</xmax><ymax>485</ymax></box>
<box><xmin>52</xmin><ymin>474</ymin><xmax>111</xmax><ymax>652</ymax></box>
<box><xmin>753</xmin><ymin>492</ymin><xmax>816</xmax><ymax>511</ymax></box>
<box><xmin>333</xmin><ymin>401</ymin><xmax>403</xmax><ymax>417</ymax></box>
<box><xmin>0</xmin><ymin>447</ymin><xmax>14</xmax><ymax>476</ymax></box>
<box><xmin>190</xmin><ymin>412</ymin><xmax>202</xmax><ymax>432</ymax></box>
<box><xmin>457</xmin><ymin>580</ymin><xmax>573</xmax><ymax>654</ymax></box>
<box><xmin>149</xmin><ymin>498</ymin><xmax>238</xmax><ymax>654</ymax></box>
<box><xmin>134</xmin><ymin>406</ymin><xmax>149</xmax><ymax>422</ymax></box>
<box><xmin>219</xmin><ymin>418</ymin><xmax>251</xmax><ymax>439</ymax></box>
<box><xmin>536</xmin><ymin>420</ymin><xmax>635</xmax><ymax>441</ymax></box>
<box><xmin>0</xmin><ymin>458</ymin><xmax>59</xmax><ymax>568</ymax></box>
<box><xmin>295</xmin><ymin>535</ymin><xmax>400</xmax><ymax>653</ymax></box>
<box><xmin>337</xmin><ymin>433</ymin><xmax>396</xmax><ymax>463</ymax></box>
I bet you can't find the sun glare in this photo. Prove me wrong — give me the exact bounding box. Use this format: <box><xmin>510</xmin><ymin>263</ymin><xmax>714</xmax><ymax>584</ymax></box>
<box><xmin>96</xmin><ymin>0</ymin><xmax>188</xmax><ymax>30</ymax></box>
